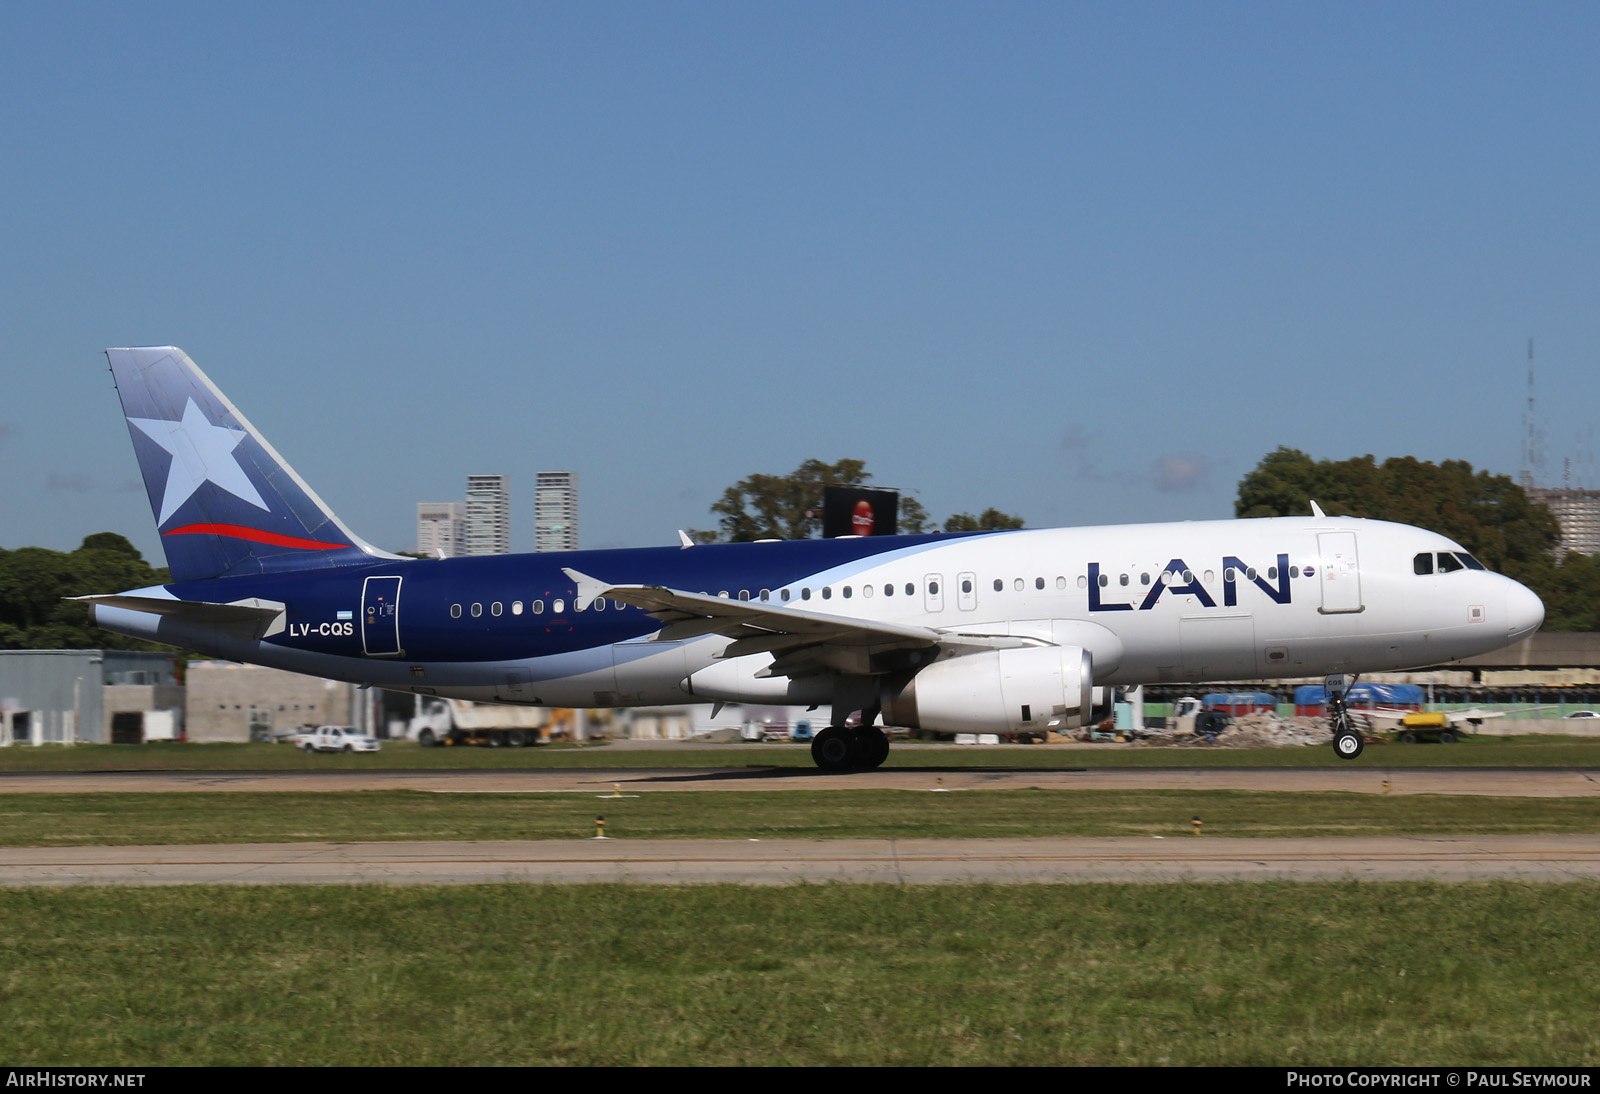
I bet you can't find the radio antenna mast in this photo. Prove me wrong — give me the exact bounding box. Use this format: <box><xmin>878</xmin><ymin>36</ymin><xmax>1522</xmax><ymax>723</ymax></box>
<box><xmin>1521</xmin><ymin>338</ymin><xmax>1543</xmax><ymax>489</ymax></box>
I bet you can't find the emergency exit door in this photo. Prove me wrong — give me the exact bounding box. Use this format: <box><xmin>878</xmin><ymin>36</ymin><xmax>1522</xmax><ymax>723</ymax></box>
<box><xmin>362</xmin><ymin>575</ymin><xmax>403</xmax><ymax>656</ymax></box>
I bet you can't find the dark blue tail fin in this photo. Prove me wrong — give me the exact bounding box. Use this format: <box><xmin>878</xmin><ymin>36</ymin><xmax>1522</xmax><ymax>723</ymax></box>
<box><xmin>106</xmin><ymin>347</ymin><xmax>397</xmax><ymax>582</ymax></box>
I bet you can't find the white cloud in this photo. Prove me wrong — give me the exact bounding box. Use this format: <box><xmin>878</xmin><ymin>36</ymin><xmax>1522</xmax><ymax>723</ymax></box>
<box><xmin>46</xmin><ymin>472</ymin><xmax>93</xmax><ymax>494</ymax></box>
<box><xmin>1059</xmin><ymin>425</ymin><xmax>1095</xmax><ymax>452</ymax></box>
<box><xmin>1153</xmin><ymin>454</ymin><xmax>1209</xmax><ymax>492</ymax></box>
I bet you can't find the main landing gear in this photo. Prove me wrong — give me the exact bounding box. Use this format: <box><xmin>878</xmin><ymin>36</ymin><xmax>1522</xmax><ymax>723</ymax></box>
<box><xmin>810</xmin><ymin>724</ymin><xmax>891</xmax><ymax>772</ymax></box>
<box><xmin>1327</xmin><ymin>672</ymin><xmax>1365</xmax><ymax>759</ymax></box>
<box><xmin>809</xmin><ymin>684</ymin><xmax>892</xmax><ymax>772</ymax></box>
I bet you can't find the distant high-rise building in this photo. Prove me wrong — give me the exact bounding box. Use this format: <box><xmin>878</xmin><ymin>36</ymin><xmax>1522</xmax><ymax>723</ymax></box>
<box><xmin>535</xmin><ymin>471</ymin><xmax>579</xmax><ymax>552</ymax></box>
<box><xmin>463</xmin><ymin>474</ymin><xmax>511</xmax><ymax>555</ymax></box>
<box><xmin>1529</xmin><ymin>487</ymin><xmax>1600</xmax><ymax>556</ymax></box>
<box><xmin>416</xmin><ymin>502</ymin><xmax>465</xmax><ymax>558</ymax></box>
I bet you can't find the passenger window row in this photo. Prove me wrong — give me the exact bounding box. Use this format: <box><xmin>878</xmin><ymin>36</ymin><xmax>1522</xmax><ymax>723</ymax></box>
<box><xmin>444</xmin><ymin>563</ymin><xmax>1328</xmax><ymax>621</ymax></box>
<box><xmin>449</xmin><ymin>597</ymin><xmax>629</xmax><ymax>619</ymax></box>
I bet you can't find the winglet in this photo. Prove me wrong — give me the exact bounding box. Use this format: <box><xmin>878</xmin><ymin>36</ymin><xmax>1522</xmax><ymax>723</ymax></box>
<box><xmin>562</xmin><ymin>567</ymin><xmax>612</xmax><ymax>612</ymax></box>
<box><xmin>677</xmin><ymin>530</ymin><xmax>694</xmax><ymax>548</ymax></box>
<box><xmin>1309</xmin><ymin>500</ymin><xmax>1326</xmax><ymax>518</ymax></box>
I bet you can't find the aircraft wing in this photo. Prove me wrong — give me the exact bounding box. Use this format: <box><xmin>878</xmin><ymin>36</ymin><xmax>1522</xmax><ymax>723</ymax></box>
<box><xmin>563</xmin><ymin>568</ymin><xmax>1041</xmax><ymax>678</ymax></box>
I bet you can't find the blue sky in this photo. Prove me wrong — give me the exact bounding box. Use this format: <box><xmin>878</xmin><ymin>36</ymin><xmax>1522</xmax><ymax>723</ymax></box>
<box><xmin>4</xmin><ymin>2</ymin><xmax>1598</xmax><ymax>563</ymax></box>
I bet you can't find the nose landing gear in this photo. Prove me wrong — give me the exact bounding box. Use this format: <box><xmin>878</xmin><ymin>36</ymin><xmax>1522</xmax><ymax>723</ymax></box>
<box><xmin>1327</xmin><ymin>673</ymin><xmax>1365</xmax><ymax>759</ymax></box>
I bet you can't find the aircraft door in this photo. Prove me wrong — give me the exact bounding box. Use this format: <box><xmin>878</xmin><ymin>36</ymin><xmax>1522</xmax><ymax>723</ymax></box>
<box><xmin>924</xmin><ymin>574</ymin><xmax>944</xmax><ymax>614</ymax></box>
<box><xmin>1317</xmin><ymin>532</ymin><xmax>1363</xmax><ymax>614</ymax></box>
<box><xmin>361</xmin><ymin>575</ymin><xmax>403</xmax><ymax>656</ymax></box>
<box><xmin>957</xmin><ymin>572</ymin><xmax>977</xmax><ymax>611</ymax></box>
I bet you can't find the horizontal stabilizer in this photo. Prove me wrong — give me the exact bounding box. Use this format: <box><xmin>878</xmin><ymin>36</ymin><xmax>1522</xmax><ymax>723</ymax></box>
<box><xmin>72</xmin><ymin>594</ymin><xmax>287</xmax><ymax>638</ymax></box>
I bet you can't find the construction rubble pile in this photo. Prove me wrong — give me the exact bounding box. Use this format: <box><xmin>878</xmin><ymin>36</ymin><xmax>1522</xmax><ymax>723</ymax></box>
<box><xmin>1129</xmin><ymin>710</ymin><xmax>1335</xmax><ymax>749</ymax></box>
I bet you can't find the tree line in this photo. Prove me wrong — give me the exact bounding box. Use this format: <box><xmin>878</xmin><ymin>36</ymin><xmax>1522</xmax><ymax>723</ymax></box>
<box><xmin>1236</xmin><ymin>447</ymin><xmax>1600</xmax><ymax>631</ymax></box>
<box><xmin>0</xmin><ymin>534</ymin><xmax>170</xmax><ymax>650</ymax></box>
<box><xmin>700</xmin><ymin>458</ymin><xmax>1023</xmax><ymax>542</ymax></box>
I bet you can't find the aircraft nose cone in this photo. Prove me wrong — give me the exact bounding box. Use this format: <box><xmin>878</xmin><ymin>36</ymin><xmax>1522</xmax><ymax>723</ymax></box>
<box><xmin>1506</xmin><ymin>580</ymin><xmax>1544</xmax><ymax>641</ymax></box>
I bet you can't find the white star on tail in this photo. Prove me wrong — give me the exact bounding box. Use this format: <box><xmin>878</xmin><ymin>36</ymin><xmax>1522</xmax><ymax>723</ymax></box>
<box><xmin>127</xmin><ymin>398</ymin><xmax>270</xmax><ymax>525</ymax></box>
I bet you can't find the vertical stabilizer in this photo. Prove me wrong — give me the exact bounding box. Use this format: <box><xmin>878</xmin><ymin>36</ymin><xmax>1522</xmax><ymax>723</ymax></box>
<box><xmin>106</xmin><ymin>347</ymin><xmax>398</xmax><ymax>582</ymax></box>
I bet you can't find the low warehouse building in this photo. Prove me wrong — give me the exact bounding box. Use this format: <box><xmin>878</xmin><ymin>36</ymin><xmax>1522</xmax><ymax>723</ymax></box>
<box><xmin>185</xmin><ymin>661</ymin><xmax>363</xmax><ymax>742</ymax></box>
<box><xmin>0</xmin><ymin>650</ymin><xmax>181</xmax><ymax>744</ymax></box>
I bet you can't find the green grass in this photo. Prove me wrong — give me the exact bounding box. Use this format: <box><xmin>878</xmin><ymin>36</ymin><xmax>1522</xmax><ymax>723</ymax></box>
<box><xmin>2</xmin><ymin>881</ymin><xmax>1596</xmax><ymax>1065</ymax></box>
<box><xmin>3</xmin><ymin>788</ymin><xmax>1599</xmax><ymax>846</ymax></box>
<box><xmin>6</xmin><ymin>744</ymin><xmax>1597</xmax><ymax>1067</ymax></box>
<box><xmin>2</xmin><ymin>734</ymin><xmax>1599</xmax><ymax>771</ymax></box>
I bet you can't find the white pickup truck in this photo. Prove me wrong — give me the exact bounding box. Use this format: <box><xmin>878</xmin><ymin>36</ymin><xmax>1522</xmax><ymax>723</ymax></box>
<box><xmin>300</xmin><ymin>725</ymin><xmax>381</xmax><ymax>753</ymax></box>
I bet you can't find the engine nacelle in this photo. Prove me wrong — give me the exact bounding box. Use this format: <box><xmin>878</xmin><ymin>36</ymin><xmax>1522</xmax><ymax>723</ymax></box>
<box><xmin>684</xmin><ymin>655</ymin><xmax>832</xmax><ymax>707</ymax></box>
<box><xmin>881</xmin><ymin>645</ymin><xmax>1096</xmax><ymax>734</ymax></box>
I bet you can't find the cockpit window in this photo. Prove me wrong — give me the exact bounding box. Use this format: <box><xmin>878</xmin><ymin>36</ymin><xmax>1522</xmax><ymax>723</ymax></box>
<box><xmin>1418</xmin><ymin>550</ymin><xmax>1489</xmax><ymax>575</ymax></box>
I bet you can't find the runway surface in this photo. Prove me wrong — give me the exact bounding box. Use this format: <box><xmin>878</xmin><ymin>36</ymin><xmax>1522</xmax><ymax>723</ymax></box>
<box><xmin>1</xmin><ymin>835</ymin><xmax>1596</xmax><ymax>887</ymax></box>
<box><xmin>2</xmin><ymin>764</ymin><xmax>1598</xmax><ymax>796</ymax></box>
<box><xmin>3</xmin><ymin>763</ymin><xmax>1595</xmax><ymax>887</ymax></box>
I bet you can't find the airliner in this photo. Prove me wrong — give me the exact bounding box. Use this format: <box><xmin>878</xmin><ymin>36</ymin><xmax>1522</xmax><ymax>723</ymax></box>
<box><xmin>80</xmin><ymin>347</ymin><xmax>1545</xmax><ymax>769</ymax></box>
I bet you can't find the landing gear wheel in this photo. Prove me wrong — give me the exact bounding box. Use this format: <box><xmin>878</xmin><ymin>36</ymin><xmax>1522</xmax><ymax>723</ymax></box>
<box><xmin>1327</xmin><ymin>680</ymin><xmax>1364</xmax><ymax>759</ymax></box>
<box><xmin>855</xmin><ymin>727</ymin><xmax>890</xmax><ymax>769</ymax></box>
<box><xmin>1334</xmin><ymin>729</ymin><xmax>1364</xmax><ymax>759</ymax></box>
<box><xmin>810</xmin><ymin>726</ymin><xmax>855</xmax><ymax>772</ymax></box>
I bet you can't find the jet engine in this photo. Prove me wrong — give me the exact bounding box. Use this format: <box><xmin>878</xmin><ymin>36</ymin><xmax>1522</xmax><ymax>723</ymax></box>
<box><xmin>880</xmin><ymin>645</ymin><xmax>1104</xmax><ymax>734</ymax></box>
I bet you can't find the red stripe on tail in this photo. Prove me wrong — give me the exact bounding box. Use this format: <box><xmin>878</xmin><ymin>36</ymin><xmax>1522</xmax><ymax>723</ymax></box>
<box><xmin>162</xmin><ymin>523</ymin><xmax>348</xmax><ymax>551</ymax></box>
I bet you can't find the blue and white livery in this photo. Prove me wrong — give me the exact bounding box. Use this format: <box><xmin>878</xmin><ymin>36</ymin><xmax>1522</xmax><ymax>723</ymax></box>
<box><xmin>81</xmin><ymin>347</ymin><xmax>1545</xmax><ymax>768</ymax></box>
